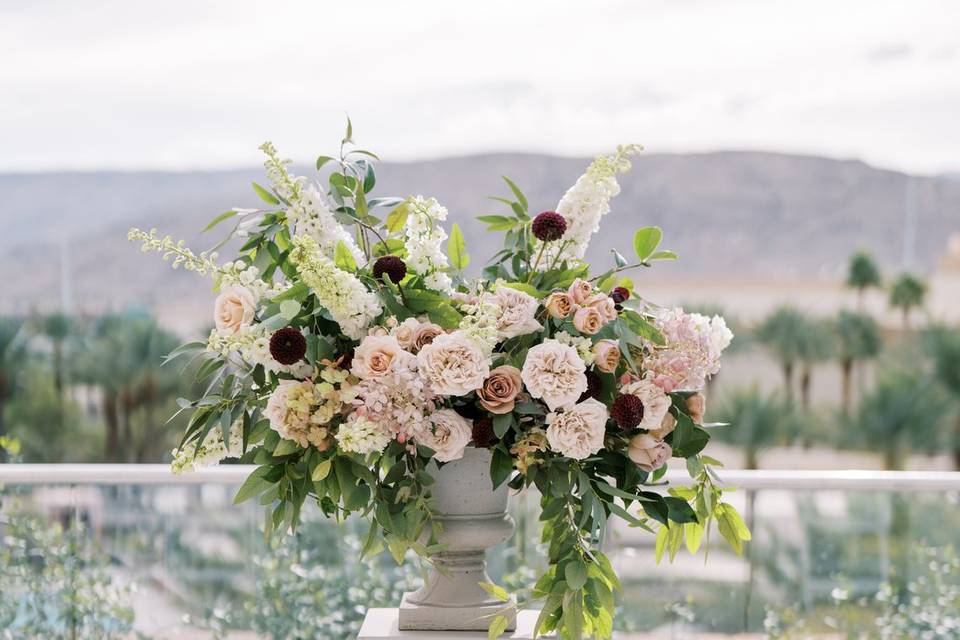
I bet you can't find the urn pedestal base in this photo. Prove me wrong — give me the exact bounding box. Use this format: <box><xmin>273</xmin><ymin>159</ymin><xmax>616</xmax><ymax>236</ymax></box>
<box><xmin>359</xmin><ymin>608</ymin><xmax>545</xmax><ymax>639</ymax></box>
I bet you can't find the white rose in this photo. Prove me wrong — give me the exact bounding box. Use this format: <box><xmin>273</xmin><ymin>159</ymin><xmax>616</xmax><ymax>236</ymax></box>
<box><xmin>627</xmin><ymin>433</ymin><xmax>672</xmax><ymax>472</ymax></box>
<box><xmin>622</xmin><ymin>379</ymin><xmax>673</xmax><ymax>432</ymax></box>
<box><xmin>545</xmin><ymin>398</ymin><xmax>608</xmax><ymax>460</ymax></box>
<box><xmin>421</xmin><ymin>409</ymin><xmax>472</xmax><ymax>462</ymax></box>
<box><xmin>213</xmin><ymin>285</ymin><xmax>258</xmax><ymax>335</ymax></box>
<box><xmin>521</xmin><ymin>339</ymin><xmax>588</xmax><ymax>411</ymax></box>
<box><xmin>493</xmin><ymin>287</ymin><xmax>543</xmax><ymax>339</ymax></box>
<box><xmin>417</xmin><ymin>331</ymin><xmax>490</xmax><ymax>396</ymax></box>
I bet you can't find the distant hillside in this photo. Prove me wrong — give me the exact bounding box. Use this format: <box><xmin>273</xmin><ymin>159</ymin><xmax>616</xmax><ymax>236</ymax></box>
<box><xmin>2</xmin><ymin>151</ymin><xmax>958</xmax><ymax>331</ymax></box>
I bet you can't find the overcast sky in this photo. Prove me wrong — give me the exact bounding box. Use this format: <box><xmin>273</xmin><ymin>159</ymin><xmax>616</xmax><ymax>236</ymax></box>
<box><xmin>2</xmin><ymin>0</ymin><xmax>958</xmax><ymax>174</ymax></box>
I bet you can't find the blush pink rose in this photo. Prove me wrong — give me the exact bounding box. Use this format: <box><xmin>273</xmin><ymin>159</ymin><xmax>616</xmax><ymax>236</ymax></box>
<box><xmin>214</xmin><ymin>285</ymin><xmax>258</xmax><ymax>335</ymax></box>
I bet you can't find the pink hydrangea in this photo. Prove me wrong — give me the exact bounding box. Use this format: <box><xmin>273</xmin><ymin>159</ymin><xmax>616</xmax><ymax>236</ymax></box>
<box><xmin>644</xmin><ymin>308</ymin><xmax>733</xmax><ymax>392</ymax></box>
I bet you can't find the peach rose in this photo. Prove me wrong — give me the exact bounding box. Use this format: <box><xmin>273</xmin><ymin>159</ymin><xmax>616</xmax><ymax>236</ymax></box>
<box><xmin>351</xmin><ymin>335</ymin><xmax>404</xmax><ymax>380</ymax></box>
<box><xmin>477</xmin><ymin>365</ymin><xmax>523</xmax><ymax>414</ymax></box>
<box><xmin>568</xmin><ymin>278</ymin><xmax>594</xmax><ymax>304</ymax></box>
<box><xmin>592</xmin><ymin>339</ymin><xmax>621</xmax><ymax>373</ymax></box>
<box><xmin>585</xmin><ymin>293</ymin><xmax>618</xmax><ymax>323</ymax></box>
<box><xmin>686</xmin><ymin>392</ymin><xmax>706</xmax><ymax>424</ymax></box>
<box><xmin>213</xmin><ymin>285</ymin><xmax>258</xmax><ymax>336</ymax></box>
<box><xmin>573</xmin><ymin>306</ymin><xmax>604</xmax><ymax>335</ymax></box>
<box><xmin>412</xmin><ymin>322</ymin><xmax>444</xmax><ymax>353</ymax></box>
<box><xmin>627</xmin><ymin>433</ymin><xmax>672</xmax><ymax>472</ymax></box>
<box><xmin>545</xmin><ymin>291</ymin><xmax>576</xmax><ymax>319</ymax></box>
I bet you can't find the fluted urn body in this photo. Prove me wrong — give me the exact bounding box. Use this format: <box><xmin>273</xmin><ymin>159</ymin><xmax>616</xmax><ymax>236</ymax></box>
<box><xmin>398</xmin><ymin>447</ymin><xmax>517</xmax><ymax>631</ymax></box>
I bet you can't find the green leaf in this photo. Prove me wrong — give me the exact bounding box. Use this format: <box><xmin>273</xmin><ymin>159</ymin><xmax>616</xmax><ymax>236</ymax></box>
<box><xmin>562</xmin><ymin>591</ymin><xmax>584</xmax><ymax>640</ymax></box>
<box><xmin>490</xmin><ymin>446</ymin><xmax>514</xmax><ymax>489</ymax></box>
<box><xmin>501</xmin><ymin>175</ymin><xmax>528</xmax><ymax>212</ymax></box>
<box><xmin>425</xmin><ymin>302</ymin><xmax>462</xmax><ymax>329</ymax></box>
<box><xmin>633</xmin><ymin>226</ymin><xmax>662</xmax><ymax>261</ymax></box>
<box><xmin>488</xmin><ymin>614</ymin><xmax>509</xmax><ymax>639</ymax></box>
<box><xmin>685</xmin><ymin>522</ymin><xmax>704</xmax><ymax>554</ymax></box>
<box><xmin>564</xmin><ymin>559</ymin><xmax>588</xmax><ymax>590</ymax></box>
<box><xmin>478</xmin><ymin>582</ymin><xmax>511</xmax><ymax>603</ymax></box>
<box><xmin>233</xmin><ymin>466</ymin><xmax>274</xmax><ymax>504</ymax></box>
<box><xmin>312</xmin><ymin>459</ymin><xmax>332</xmax><ymax>482</ymax></box>
<box><xmin>492</xmin><ymin>414</ymin><xmax>513</xmax><ymax>438</ymax></box>
<box><xmin>385</xmin><ymin>202</ymin><xmax>409</xmax><ymax>233</ymax></box>
<box><xmin>279</xmin><ymin>299</ymin><xmax>301</xmax><ymax>320</ymax></box>
<box><xmin>500</xmin><ymin>282</ymin><xmax>541</xmax><ymax>298</ymax></box>
<box><xmin>655</xmin><ymin>525</ymin><xmax>668</xmax><ymax>564</ymax></box>
<box><xmin>273</xmin><ymin>439</ymin><xmax>299</xmax><ymax>457</ymax></box>
<box><xmin>334</xmin><ymin>240</ymin><xmax>358</xmax><ymax>271</ymax></box>
<box><xmin>252</xmin><ymin>182</ymin><xmax>280</xmax><ymax>205</ymax></box>
<box><xmin>649</xmin><ymin>250</ymin><xmax>678</xmax><ymax>261</ymax></box>
<box><xmin>316</xmin><ymin>155</ymin><xmax>336</xmax><ymax>170</ymax></box>
<box><xmin>447</xmin><ymin>223</ymin><xmax>470</xmax><ymax>270</ymax></box>
<box><xmin>204</xmin><ymin>210</ymin><xmax>238</xmax><ymax>232</ymax></box>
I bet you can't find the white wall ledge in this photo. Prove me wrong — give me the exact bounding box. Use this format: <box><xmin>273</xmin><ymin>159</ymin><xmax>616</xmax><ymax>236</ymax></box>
<box><xmin>1</xmin><ymin>464</ymin><xmax>959</xmax><ymax>491</ymax></box>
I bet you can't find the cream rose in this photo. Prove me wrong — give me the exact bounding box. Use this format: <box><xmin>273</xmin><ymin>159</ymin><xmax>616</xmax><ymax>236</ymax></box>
<box><xmin>420</xmin><ymin>409</ymin><xmax>472</xmax><ymax>462</ymax></box>
<box><xmin>592</xmin><ymin>339</ymin><xmax>621</xmax><ymax>373</ymax></box>
<box><xmin>585</xmin><ymin>293</ymin><xmax>618</xmax><ymax>323</ymax></box>
<box><xmin>573</xmin><ymin>306</ymin><xmax>604</xmax><ymax>335</ymax></box>
<box><xmin>544</xmin><ymin>291</ymin><xmax>576</xmax><ymax>319</ymax></box>
<box><xmin>417</xmin><ymin>331</ymin><xmax>490</xmax><ymax>396</ymax></box>
<box><xmin>521</xmin><ymin>339</ymin><xmax>588</xmax><ymax>411</ymax></box>
<box><xmin>391</xmin><ymin>318</ymin><xmax>421</xmax><ymax>351</ymax></box>
<box><xmin>622</xmin><ymin>378</ymin><xmax>673</xmax><ymax>432</ymax></box>
<box><xmin>214</xmin><ymin>285</ymin><xmax>258</xmax><ymax>336</ymax></box>
<box><xmin>627</xmin><ymin>433</ymin><xmax>672</xmax><ymax>472</ymax></box>
<box><xmin>568</xmin><ymin>278</ymin><xmax>593</xmax><ymax>304</ymax></box>
<box><xmin>477</xmin><ymin>365</ymin><xmax>523</xmax><ymax>414</ymax></box>
<box><xmin>493</xmin><ymin>287</ymin><xmax>543</xmax><ymax>339</ymax></box>
<box><xmin>686</xmin><ymin>392</ymin><xmax>706</xmax><ymax>424</ymax></box>
<box><xmin>545</xmin><ymin>398</ymin><xmax>608</xmax><ymax>460</ymax></box>
<box><xmin>351</xmin><ymin>335</ymin><xmax>404</xmax><ymax>380</ymax></box>
<box><xmin>412</xmin><ymin>322</ymin><xmax>443</xmax><ymax>352</ymax></box>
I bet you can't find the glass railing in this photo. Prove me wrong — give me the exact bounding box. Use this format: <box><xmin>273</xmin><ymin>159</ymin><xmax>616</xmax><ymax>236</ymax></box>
<box><xmin>1</xmin><ymin>466</ymin><xmax>958</xmax><ymax>639</ymax></box>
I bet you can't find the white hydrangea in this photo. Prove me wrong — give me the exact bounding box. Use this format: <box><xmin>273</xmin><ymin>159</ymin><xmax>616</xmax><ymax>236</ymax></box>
<box><xmin>289</xmin><ymin>235</ymin><xmax>382</xmax><ymax>340</ymax></box>
<box><xmin>534</xmin><ymin>145</ymin><xmax>642</xmax><ymax>269</ymax></box>
<box><xmin>403</xmin><ymin>196</ymin><xmax>453</xmax><ymax>293</ymax></box>
<box><xmin>335</xmin><ymin>414</ymin><xmax>392</xmax><ymax>455</ymax></box>
<box><xmin>554</xmin><ymin>330</ymin><xmax>596</xmax><ymax>366</ymax></box>
<box><xmin>171</xmin><ymin>421</ymin><xmax>244</xmax><ymax>474</ymax></box>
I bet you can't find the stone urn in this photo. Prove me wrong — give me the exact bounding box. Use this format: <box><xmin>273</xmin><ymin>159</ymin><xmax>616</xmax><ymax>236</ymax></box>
<box><xmin>398</xmin><ymin>447</ymin><xmax>517</xmax><ymax>631</ymax></box>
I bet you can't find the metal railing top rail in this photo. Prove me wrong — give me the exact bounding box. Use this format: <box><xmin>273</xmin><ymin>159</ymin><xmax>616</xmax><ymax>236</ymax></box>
<box><xmin>1</xmin><ymin>464</ymin><xmax>959</xmax><ymax>491</ymax></box>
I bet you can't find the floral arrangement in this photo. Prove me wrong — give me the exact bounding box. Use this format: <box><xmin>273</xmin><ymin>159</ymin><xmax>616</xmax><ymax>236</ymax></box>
<box><xmin>129</xmin><ymin>121</ymin><xmax>749</xmax><ymax>640</ymax></box>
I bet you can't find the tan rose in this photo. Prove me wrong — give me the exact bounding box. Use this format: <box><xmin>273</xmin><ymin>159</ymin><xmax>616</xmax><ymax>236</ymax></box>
<box><xmin>568</xmin><ymin>278</ymin><xmax>594</xmax><ymax>304</ymax></box>
<box><xmin>391</xmin><ymin>318</ymin><xmax>420</xmax><ymax>350</ymax></box>
<box><xmin>477</xmin><ymin>365</ymin><xmax>523</xmax><ymax>414</ymax></box>
<box><xmin>585</xmin><ymin>293</ymin><xmax>618</xmax><ymax>323</ymax></box>
<box><xmin>592</xmin><ymin>339</ymin><xmax>621</xmax><ymax>373</ymax></box>
<box><xmin>573</xmin><ymin>306</ymin><xmax>604</xmax><ymax>335</ymax></box>
<box><xmin>412</xmin><ymin>322</ymin><xmax>444</xmax><ymax>353</ymax></box>
<box><xmin>213</xmin><ymin>285</ymin><xmax>258</xmax><ymax>335</ymax></box>
<box><xmin>648</xmin><ymin>412</ymin><xmax>676</xmax><ymax>440</ymax></box>
<box><xmin>417</xmin><ymin>331</ymin><xmax>490</xmax><ymax>396</ymax></box>
<box><xmin>627</xmin><ymin>433</ymin><xmax>672</xmax><ymax>472</ymax></box>
<box><xmin>686</xmin><ymin>392</ymin><xmax>706</xmax><ymax>424</ymax></box>
<box><xmin>545</xmin><ymin>291</ymin><xmax>576</xmax><ymax>319</ymax></box>
<box><xmin>351</xmin><ymin>335</ymin><xmax>403</xmax><ymax>380</ymax></box>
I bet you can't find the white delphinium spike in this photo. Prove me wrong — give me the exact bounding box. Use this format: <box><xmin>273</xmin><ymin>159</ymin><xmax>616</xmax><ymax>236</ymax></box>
<box><xmin>534</xmin><ymin>144</ymin><xmax>643</xmax><ymax>270</ymax></box>
<box><xmin>403</xmin><ymin>196</ymin><xmax>454</xmax><ymax>293</ymax></box>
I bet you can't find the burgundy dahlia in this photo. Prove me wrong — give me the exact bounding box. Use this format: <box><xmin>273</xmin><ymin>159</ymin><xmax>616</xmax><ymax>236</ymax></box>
<box><xmin>531</xmin><ymin>211</ymin><xmax>567</xmax><ymax>242</ymax></box>
<box><xmin>372</xmin><ymin>255</ymin><xmax>407</xmax><ymax>284</ymax></box>
<box><xmin>611</xmin><ymin>393</ymin><xmax>644</xmax><ymax>429</ymax></box>
<box><xmin>472</xmin><ymin>416</ymin><xmax>497</xmax><ymax>448</ymax></box>
<box><xmin>269</xmin><ymin>327</ymin><xmax>307</xmax><ymax>365</ymax></box>
<box><xmin>611</xmin><ymin>287</ymin><xmax>630</xmax><ymax>304</ymax></box>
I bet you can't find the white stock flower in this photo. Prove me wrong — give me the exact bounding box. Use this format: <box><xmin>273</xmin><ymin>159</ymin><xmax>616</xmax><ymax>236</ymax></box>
<box><xmin>171</xmin><ymin>421</ymin><xmax>244</xmax><ymax>474</ymax></box>
<box><xmin>545</xmin><ymin>398</ymin><xmax>608</xmax><ymax>460</ymax></box>
<box><xmin>534</xmin><ymin>145</ymin><xmax>642</xmax><ymax>269</ymax></box>
<box><xmin>404</xmin><ymin>196</ymin><xmax>453</xmax><ymax>293</ymax></box>
<box><xmin>289</xmin><ymin>235</ymin><xmax>382</xmax><ymax>340</ymax></box>
<box><xmin>521</xmin><ymin>339</ymin><xmax>588</xmax><ymax>410</ymax></box>
<box><xmin>420</xmin><ymin>409</ymin><xmax>472</xmax><ymax>462</ymax></box>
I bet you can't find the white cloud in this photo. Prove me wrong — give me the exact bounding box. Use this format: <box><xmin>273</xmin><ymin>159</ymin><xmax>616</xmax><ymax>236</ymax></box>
<box><xmin>1</xmin><ymin>0</ymin><xmax>958</xmax><ymax>173</ymax></box>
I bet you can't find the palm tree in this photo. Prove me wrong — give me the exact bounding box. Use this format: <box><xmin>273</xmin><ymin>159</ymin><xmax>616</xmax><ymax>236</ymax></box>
<box><xmin>40</xmin><ymin>312</ymin><xmax>71</xmax><ymax>397</ymax></box>
<box><xmin>846</xmin><ymin>251</ymin><xmax>882</xmax><ymax>311</ymax></box>
<box><xmin>796</xmin><ymin>318</ymin><xmax>834</xmax><ymax>411</ymax></box>
<box><xmin>755</xmin><ymin>306</ymin><xmax>808</xmax><ymax>404</ymax></box>
<box><xmin>833</xmin><ymin>311</ymin><xmax>882</xmax><ymax>414</ymax></box>
<box><xmin>714</xmin><ymin>387</ymin><xmax>790</xmax><ymax>469</ymax></box>
<box><xmin>889</xmin><ymin>273</ymin><xmax>927</xmax><ymax>330</ymax></box>
<box><xmin>0</xmin><ymin>318</ymin><xmax>26</xmax><ymax>455</ymax></box>
<box><xmin>925</xmin><ymin>327</ymin><xmax>960</xmax><ymax>468</ymax></box>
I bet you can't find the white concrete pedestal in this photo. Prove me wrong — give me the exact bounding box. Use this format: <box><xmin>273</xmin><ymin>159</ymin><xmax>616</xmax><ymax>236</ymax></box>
<box><xmin>358</xmin><ymin>608</ymin><xmax>546</xmax><ymax>639</ymax></box>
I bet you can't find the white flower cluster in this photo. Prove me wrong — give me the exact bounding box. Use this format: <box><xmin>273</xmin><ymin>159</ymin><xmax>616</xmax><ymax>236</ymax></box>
<box><xmin>238</xmin><ymin>326</ymin><xmax>314</xmax><ymax>378</ymax></box>
<box><xmin>171</xmin><ymin>422</ymin><xmax>244</xmax><ymax>474</ymax></box>
<box><xmin>289</xmin><ymin>235</ymin><xmax>382</xmax><ymax>340</ymax></box>
<box><xmin>534</xmin><ymin>144</ymin><xmax>643</xmax><ymax>269</ymax></box>
<box><xmin>554</xmin><ymin>330</ymin><xmax>596</xmax><ymax>366</ymax></box>
<box><xmin>335</xmin><ymin>414</ymin><xmax>392</xmax><ymax>455</ymax></box>
<box><xmin>403</xmin><ymin>196</ymin><xmax>453</xmax><ymax>293</ymax></box>
<box><xmin>219</xmin><ymin>261</ymin><xmax>272</xmax><ymax>298</ymax></box>
<box><xmin>128</xmin><ymin>228</ymin><xmax>222</xmax><ymax>276</ymax></box>
<box><xmin>259</xmin><ymin>141</ymin><xmax>304</xmax><ymax>202</ymax></box>
<box><xmin>456</xmin><ymin>292</ymin><xmax>503</xmax><ymax>355</ymax></box>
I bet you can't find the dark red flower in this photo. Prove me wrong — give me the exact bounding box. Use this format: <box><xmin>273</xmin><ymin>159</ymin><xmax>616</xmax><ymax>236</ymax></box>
<box><xmin>372</xmin><ymin>255</ymin><xmax>407</xmax><ymax>284</ymax></box>
<box><xmin>578</xmin><ymin>369</ymin><xmax>603</xmax><ymax>403</ymax></box>
<box><xmin>611</xmin><ymin>393</ymin><xmax>644</xmax><ymax>429</ymax></box>
<box><xmin>269</xmin><ymin>327</ymin><xmax>307</xmax><ymax>365</ymax></box>
<box><xmin>472</xmin><ymin>416</ymin><xmax>498</xmax><ymax>448</ymax></box>
<box><xmin>531</xmin><ymin>211</ymin><xmax>567</xmax><ymax>242</ymax></box>
<box><xmin>611</xmin><ymin>287</ymin><xmax>630</xmax><ymax>304</ymax></box>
